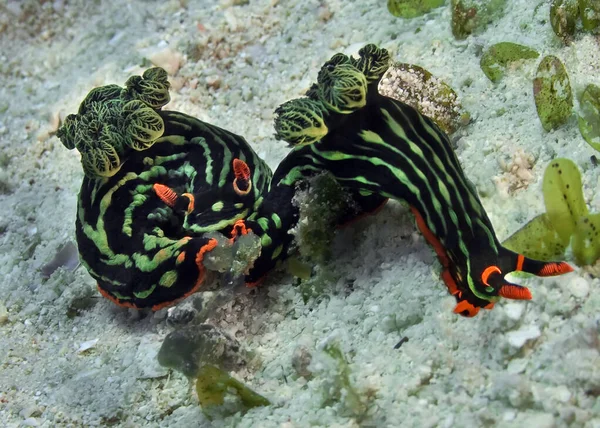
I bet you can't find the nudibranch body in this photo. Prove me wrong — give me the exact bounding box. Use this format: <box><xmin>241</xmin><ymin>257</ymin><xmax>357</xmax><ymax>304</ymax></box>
<box><xmin>59</xmin><ymin>69</ymin><xmax>272</xmax><ymax>309</ymax></box>
<box><xmin>271</xmin><ymin>45</ymin><xmax>573</xmax><ymax>316</ymax></box>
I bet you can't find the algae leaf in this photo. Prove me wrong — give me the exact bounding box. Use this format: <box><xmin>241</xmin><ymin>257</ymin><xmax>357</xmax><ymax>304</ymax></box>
<box><xmin>578</xmin><ymin>84</ymin><xmax>600</xmax><ymax>152</ymax></box>
<box><xmin>503</xmin><ymin>213</ymin><xmax>568</xmax><ymax>261</ymax></box>
<box><xmin>387</xmin><ymin>0</ymin><xmax>445</xmax><ymax>18</ymax></box>
<box><xmin>480</xmin><ymin>42</ymin><xmax>539</xmax><ymax>83</ymax></box>
<box><xmin>533</xmin><ymin>55</ymin><xmax>573</xmax><ymax>132</ymax></box>
<box><xmin>572</xmin><ymin>213</ymin><xmax>600</xmax><ymax>266</ymax></box>
<box><xmin>543</xmin><ymin>158</ymin><xmax>588</xmax><ymax>243</ymax></box>
<box><xmin>196</xmin><ymin>365</ymin><xmax>270</xmax><ymax>413</ymax></box>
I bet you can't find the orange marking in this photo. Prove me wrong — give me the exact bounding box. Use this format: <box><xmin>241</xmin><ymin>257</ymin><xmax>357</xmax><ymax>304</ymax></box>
<box><xmin>484</xmin><ymin>302</ymin><xmax>495</xmax><ymax>310</ymax></box>
<box><xmin>246</xmin><ymin>275</ymin><xmax>266</xmax><ymax>288</ymax></box>
<box><xmin>182</xmin><ymin>193</ymin><xmax>195</xmax><ymax>213</ymax></box>
<box><xmin>481</xmin><ymin>265</ymin><xmax>501</xmax><ymax>286</ymax></box>
<box><xmin>515</xmin><ymin>254</ymin><xmax>525</xmax><ymax>271</ymax></box>
<box><xmin>233</xmin><ymin>158</ymin><xmax>251</xmax><ymax>180</ymax></box>
<box><xmin>336</xmin><ymin>198</ymin><xmax>389</xmax><ymax>229</ymax></box>
<box><xmin>230</xmin><ymin>219</ymin><xmax>252</xmax><ymax>240</ymax></box>
<box><xmin>453</xmin><ymin>300</ymin><xmax>480</xmax><ymax>317</ymax></box>
<box><xmin>233</xmin><ymin>178</ymin><xmax>252</xmax><ymax>196</ymax></box>
<box><xmin>442</xmin><ymin>269</ymin><xmax>459</xmax><ymax>295</ymax></box>
<box><xmin>537</xmin><ymin>261</ymin><xmax>574</xmax><ymax>277</ymax></box>
<box><xmin>97</xmin><ymin>284</ymin><xmax>138</xmax><ymax>309</ymax></box>
<box><xmin>153</xmin><ymin>184</ymin><xmax>178</xmax><ymax>207</ymax></box>
<box><xmin>151</xmin><ymin>238</ymin><xmax>219</xmax><ymax>311</ymax></box>
<box><xmin>176</xmin><ymin>251</ymin><xmax>186</xmax><ymax>264</ymax></box>
<box><xmin>498</xmin><ymin>285</ymin><xmax>532</xmax><ymax>300</ymax></box>
<box><xmin>410</xmin><ymin>206</ymin><xmax>449</xmax><ymax>268</ymax></box>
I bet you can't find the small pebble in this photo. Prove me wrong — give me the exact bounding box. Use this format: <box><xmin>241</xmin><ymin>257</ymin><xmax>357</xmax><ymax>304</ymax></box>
<box><xmin>569</xmin><ymin>277</ymin><xmax>589</xmax><ymax>299</ymax></box>
<box><xmin>77</xmin><ymin>338</ymin><xmax>99</xmax><ymax>353</ymax></box>
<box><xmin>506</xmin><ymin>325</ymin><xmax>541</xmax><ymax>348</ymax></box>
<box><xmin>0</xmin><ymin>301</ymin><xmax>8</xmax><ymax>324</ymax></box>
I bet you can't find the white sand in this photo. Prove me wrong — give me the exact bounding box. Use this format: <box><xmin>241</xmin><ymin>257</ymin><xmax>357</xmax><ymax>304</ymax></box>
<box><xmin>0</xmin><ymin>0</ymin><xmax>599</xmax><ymax>426</ymax></box>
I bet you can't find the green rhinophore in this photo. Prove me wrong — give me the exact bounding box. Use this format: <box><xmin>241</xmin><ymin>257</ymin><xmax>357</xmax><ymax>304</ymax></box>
<box><xmin>480</xmin><ymin>42</ymin><xmax>539</xmax><ymax>83</ymax></box>
<box><xmin>387</xmin><ymin>0</ymin><xmax>445</xmax><ymax>19</ymax></box>
<box><xmin>577</xmin><ymin>84</ymin><xmax>600</xmax><ymax>152</ymax></box>
<box><xmin>533</xmin><ymin>55</ymin><xmax>573</xmax><ymax>132</ymax></box>
<box><xmin>543</xmin><ymin>158</ymin><xmax>588</xmax><ymax>242</ymax></box>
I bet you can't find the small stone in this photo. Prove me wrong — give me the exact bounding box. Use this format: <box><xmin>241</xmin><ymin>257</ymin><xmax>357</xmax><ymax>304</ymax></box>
<box><xmin>503</xmin><ymin>302</ymin><xmax>525</xmax><ymax>320</ymax></box>
<box><xmin>569</xmin><ymin>276</ymin><xmax>590</xmax><ymax>298</ymax></box>
<box><xmin>506</xmin><ymin>325</ymin><xmax>541</xmax><ymax>348</ymax></box>
<box><xmin>77</xmin><ymin>338</ymin><xmax>99</xmax><ymax>354</ymax></box>
<box><xmin>149</xmin><ymin>48</ymin><xmax>183</xmax><ymax>75</ymax></box>
<box><xmin>291</xmin><ymin>345</ymin><xmax>313</xmax><ymax>379</ymax></box>
<box><xmin>0</xmin><ymin>301</ymin><xmax>8</xmax><ymax>324</ymax></box>
<box><xmin>157</xmin><ymin>324</ymin><xmax>247</xmax><ymax>377</ymax></box>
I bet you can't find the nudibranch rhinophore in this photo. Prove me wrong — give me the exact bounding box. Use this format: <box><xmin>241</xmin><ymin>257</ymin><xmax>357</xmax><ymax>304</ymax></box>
<box><xmin>269</xmin><ymin>44</ymin><xmax>573</xmax><ymax>316</ymax></box>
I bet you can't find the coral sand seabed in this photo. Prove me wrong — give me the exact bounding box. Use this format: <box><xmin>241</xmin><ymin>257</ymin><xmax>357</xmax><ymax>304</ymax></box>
<box><xmin>0</xmin><ymin>0</ymin><xmax>599</xmax><ymax>427</ymax></box>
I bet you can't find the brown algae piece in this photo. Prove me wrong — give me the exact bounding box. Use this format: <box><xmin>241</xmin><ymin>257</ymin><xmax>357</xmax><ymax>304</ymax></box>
<box><xmin>195</xmin><ymin>365</ymin><xmax>270</xmax><ymax>411</ymax></box>
<box><xmin>550</xmin><ymin>0</ymin><xmax>580</xmax><ymax>41</ymax></box>
<box><xmin>379</xmin><ymin>63</ymin><xmax>469</xmax><ymax>134</ymax></box>
<box><xmin>573</xmin><ymin>213</ymin><xmax>600</xmax><ymax>266</ymax></box>
<box><xmin>533</xmin><ymin>55</ymin><xmax>573</xmax><ymax>132</ymax></box>
<box><xmin>503</xmin><ymin>213</ymin><xmax>568</xmax><ymax>260</ymax></box>
<box><xmin>480</xmin><ymin>42</ymin><xmax>539</xmax><ymax>83</ymax></box>
<box><xmin>543</xmin><ymin>158</ymin><xmax>588</xmax><ymax>243</ymax></box>
<box><xmin>451</xmin><ymin>0</ymin><xmax>507</xmax><ymax>40</ymax></box>
<box><xmin>579</xmin><ymin>0</ymin><xmax>600</xmax><ymax>32</ymax></box>
<box><xmin>387</xmin><ymin>0</ymin><xmax>445</xmax><ymax>18</ymax></box>
<box><xmin>578</xmin><ymin>84</ymin><xmax>600</xmax><ymax>152</ymax></box>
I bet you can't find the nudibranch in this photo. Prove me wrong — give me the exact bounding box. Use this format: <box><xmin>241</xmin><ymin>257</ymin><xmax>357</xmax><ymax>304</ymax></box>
<box><xmin>58</xmin><ymin>68</ymin><xmax>273</xmax><ymax>309</ymax></box>
<box><xmin>269</xmin><ymin>44</ymin><xmax>574</xmax><ymax>316</ymax></box>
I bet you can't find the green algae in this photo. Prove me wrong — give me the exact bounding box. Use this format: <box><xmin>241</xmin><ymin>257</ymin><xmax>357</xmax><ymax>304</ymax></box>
<box><xmin>504</xmin><ymin>158</ymin><xmax>600</xmax><ymax>267</ymax></box>
<box><xmin>503</xmin><ymin>213</ymin><xmax>568</xmax><ymax>260</ymax></box>
<box><xmin>550</xmin><ymin>0</ymin><xmax>580</xmax><ymax>41</ymax></box>
<box><xmin>577</xmin><ymin>84</ymin><xmax>600</xmax><ymax>152</ymax></box>
<box><xmin>387</xmin><ymin>0</ymin><xmax>445</xmax><ymax>18</ymax></box>
<box><xmin>572</xmin><ymin>213</ymin><xmax>600</xmax><ymax>266</ymax></box>
<box><xmin>196</xmin><ymin>364</ymin><xmax>270</xmax><ymax>408</ymax></box>
<box><xmin>480</xmin><ymin>42</ymin><xmax>539</xmax><ymax>83</ymax></box>
<box><xmin>451</xmin><ymin>0</ymin><xmax>507</xmax><ymax>40</ymax></box>
<box><xmin>533</xmin><ymin>55</ymin><xmax>573</xmax><ymax>132</ymax></box>
<box><xmin>543</xmin><ymin>158</ymin><xmax>588</xmax><ymax>243</ymax></box>
<box><xmin>579</xmin><ymin>0</ymin><xmax>600</xmax><ymax>32</ymax></box>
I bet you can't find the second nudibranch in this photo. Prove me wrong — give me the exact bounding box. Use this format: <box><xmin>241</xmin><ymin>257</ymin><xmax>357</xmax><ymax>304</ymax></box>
<box><xmin>271</xmin><ymin>44</ymin><xmax>573</xmax><ymax>316</ymax></box>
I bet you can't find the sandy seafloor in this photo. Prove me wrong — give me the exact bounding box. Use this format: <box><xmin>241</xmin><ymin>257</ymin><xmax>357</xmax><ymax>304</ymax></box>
<box><xmin>1</xmin><ymin>0</ymin><xmax>600</xmax><ymax>426</ymax></box>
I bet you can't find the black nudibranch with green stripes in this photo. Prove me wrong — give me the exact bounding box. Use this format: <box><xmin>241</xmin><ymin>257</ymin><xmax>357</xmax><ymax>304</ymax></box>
<box><xmin>58</xmin><ymin>45</ymin><xmax>573</xmax><ymax>317</ymax></box>
<box><xmin>271</xmin><ymin>44</ymin><xmax>573</xmax><ymax>316</ymax></box>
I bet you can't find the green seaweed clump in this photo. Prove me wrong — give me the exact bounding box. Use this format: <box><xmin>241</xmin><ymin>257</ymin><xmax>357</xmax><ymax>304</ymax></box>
<box><xmin>387</xmin><ymin>0</ymin><xmax>445</xmax><ymax>18</ymax></box>
<box><xmin>578</xmin><ymin>84</ymin><xmax>600</xmax><ymax>152</ymax></box>
<box><xmin>550</xmin><ymin>0</ymin><xmax>580</xmax><ymax>41</ymax></box>
<box><xmin>579</xmin><ymin>0</ymin><xmax>600</xmax><ymax>32</ymax></box>
<box><xmin>503</xmin><ymin>158</ymin><xmax>600</xmax><ymax>267</ymax></box>
<box><xmin>480</xmin><ymin>42</ymin><xmax>540</xmax><ymax>83</ymax></box>
<box><xmin>451</xmin><ymin>0</ymin><xmax>507</xmax><ymax>40</ymax></box>
<box><xmin>321</xmin><ymin>343</ymin><xmax>368</xmax><ymax>418</ymax></box>
<box><xmin>379</xmin><ymin>63</ymin><xmax>469</xmax><ymax>134</ymax></box>
<box><xmin>195</xmin><ymin>365</ymin><xmax>270</xmax><ymax>418</ymax></box>
<box><xmin>533</xmin><ymin>55</ymin><xmax>573</xmax><ymax>132</ymax></box>
<box><xmin>294</xmin><ymin>173</ymin><xmax>352</xmax><ymax>264</ymax></box>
